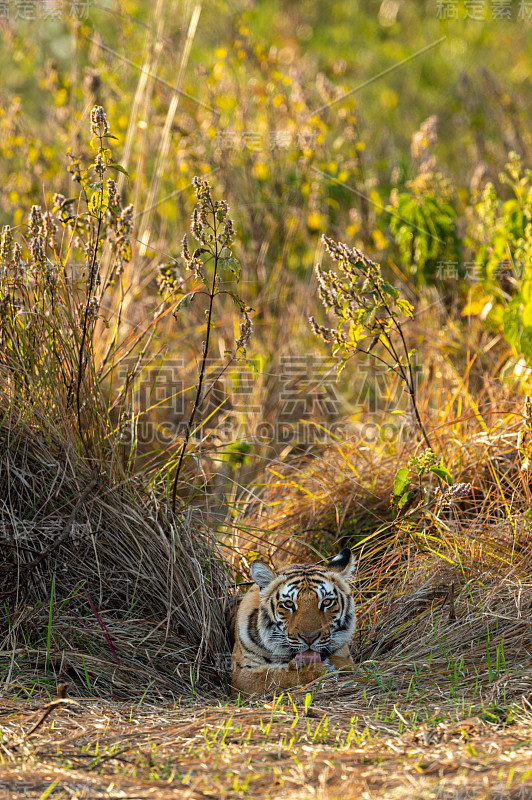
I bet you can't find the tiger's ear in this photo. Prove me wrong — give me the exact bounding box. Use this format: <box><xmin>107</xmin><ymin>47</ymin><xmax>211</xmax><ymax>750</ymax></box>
<box><xmin>250</xmin><ymin>560</ymin><xmax>277</xmax><ymax>590</ymax></box>
<box><xmin>327</xmin><ymin>548</ymin><xmax>356</xmax><ymax>580</ymax></box>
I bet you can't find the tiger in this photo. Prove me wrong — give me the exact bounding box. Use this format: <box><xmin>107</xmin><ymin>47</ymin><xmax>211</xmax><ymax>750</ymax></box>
<box><xmin>231</xmin><ymin>548</ymin><xmax>356</xmax><ymax>696</ymax></box>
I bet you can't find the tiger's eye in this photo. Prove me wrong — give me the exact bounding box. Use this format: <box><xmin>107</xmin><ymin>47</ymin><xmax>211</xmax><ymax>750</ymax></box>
<box><xmin>321</xmin><ymin>598</ymin><xmax>335</xmax><ymax>609</ymax></box>
<box><xmin>282</xmin><ymin>600</ymin><xmax>295</xmax><ymax>611</ymax></box>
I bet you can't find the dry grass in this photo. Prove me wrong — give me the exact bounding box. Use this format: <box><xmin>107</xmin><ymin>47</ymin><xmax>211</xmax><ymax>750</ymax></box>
<box><xmin>1</xmin><ymin>692</ymin><xmax>532</xmax><ymax>799</ymax></box>
<box><xmin>228</xmin><ymin>335</ymin><xmax>530</xmax><ymax>564</ymax></box>
<box><xmin>0</xmin><ymin>398</ymin><xmax>231</xmax><ymax>701</ymax></box>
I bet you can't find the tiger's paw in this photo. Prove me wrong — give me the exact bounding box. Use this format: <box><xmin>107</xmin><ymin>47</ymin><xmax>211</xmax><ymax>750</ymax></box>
<box><xmin>287</xmin><ymin>660</ymin><xmax>328</xmax><ymax>682</ymax></box>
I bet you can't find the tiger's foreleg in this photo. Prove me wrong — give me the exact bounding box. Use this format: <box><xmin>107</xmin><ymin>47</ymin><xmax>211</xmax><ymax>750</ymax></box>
<box><xmin>326</xmin><ymin>652</ymin><xmax>357</xmax><ymax>679</ymax></box>
<box><xmin>231</xmin><ymin>660</ymin><xmax>327</xmax><ymax>697</ymax></box>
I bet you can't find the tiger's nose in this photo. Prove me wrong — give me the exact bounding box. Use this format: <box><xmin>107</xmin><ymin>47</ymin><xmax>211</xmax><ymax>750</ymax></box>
<box><xmin>301</xmin><ymin>633</ymin><xmax>319</xmax><ymax>645</ymax></box>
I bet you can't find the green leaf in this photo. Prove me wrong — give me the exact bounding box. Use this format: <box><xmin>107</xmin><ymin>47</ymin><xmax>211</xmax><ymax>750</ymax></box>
<box><xmin>193</xmin><ymin>248</ymin><xmax>209</xmax><ymax>260</ymax></box>
<box><xmin>175</xmin><ymin>289</ymin><xmax>199</xmax><ymax>312</ymax></box>
<box><xmin>227</xmin><ymin>291</ymin><xmax>245</xmax><ymax>311</ymax></box>
<box><xmin>88</xmin><ymin>189</ymin><xmax>109</xmax><ymax>218</ymax></box>
<box><xmin>348</xmin><ymin>321</ymin><xmax>367</xmax><ymax>344</ymax></box>
<box><xmin>363</xmin><ymin>307</ymin><xmax>377</xmax><ymax>327</ymax></box>
<box><xmin>397</xmin><ymin>298</ymin><xmax>414</xmax><ymax>318</ymax></box>
<box><xmin>503</xmin><ymin>298</ymin><xmax>522</xmax><ymax>352</ymax></box>
<box><xmin>393</xmin><ymin>467</ymin><xmax>411</xmax><ymax>496</ymax></box>
<box><xmin>336</xmin><ymin>356</ymin><xmax>349</xmax><ymax>378</ymax></box>
<box><xmin>220</xmin><ymin>256</ymin><xmax>241</xmax><ymax>281</ymax></box>
<box><xmin>109</xmin><ymin>163</ymin><xmax>129</xmax><ymax>177</ymax></box>
<box><xmin>398</xmin><ymin>489</ymin><xmax>416</xmax><ymax>510</ymax></box>
<box><xmin>520</xmin><ymin>329</ymin><xmax>532</xmax><ymax>362</ymax></box>
<box><xmin>381</xmin><ymin>282</ymin><xmax>400</xmax><ymax>300</ymax></box>
<box><xmin>522</xmin><ymin>283</ymin><xmax>532</xmax><ymax>328</ymax></box>
<box><xmin>429</xmin><ymin>465</ymin><xmax>453</xmax><ymax>485</ymax></box>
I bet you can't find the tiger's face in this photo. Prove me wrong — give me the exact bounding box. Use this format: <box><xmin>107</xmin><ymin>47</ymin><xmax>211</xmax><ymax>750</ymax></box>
<box><xmin>250</xmin><ymin>549</ymin><xmax>356</xmax><ymax>661</ymax></box>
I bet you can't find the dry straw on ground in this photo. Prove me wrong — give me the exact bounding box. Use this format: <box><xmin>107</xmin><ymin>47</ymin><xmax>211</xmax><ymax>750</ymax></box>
<box><xmin>0</xmin><ymin>396</ymin><xmax>231</xmax><ymax>700</ymax></box>
<box><xmin>1</xmin><ymin>692</ymin><xmax>532</xmax><ymax>799</ymax></box>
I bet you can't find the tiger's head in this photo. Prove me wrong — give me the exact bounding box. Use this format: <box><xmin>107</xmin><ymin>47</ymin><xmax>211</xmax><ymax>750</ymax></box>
<box><xmin>250</xmin><ymin>549</ymin><xmax>356</xmax><ymax>662</ymax></box>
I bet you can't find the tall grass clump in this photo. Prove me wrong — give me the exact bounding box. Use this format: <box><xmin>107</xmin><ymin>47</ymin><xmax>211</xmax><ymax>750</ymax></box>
<box><xmin>0</xmin><ymin>106</ymin><xmax>230</xmax><ymax>700</ymax></box>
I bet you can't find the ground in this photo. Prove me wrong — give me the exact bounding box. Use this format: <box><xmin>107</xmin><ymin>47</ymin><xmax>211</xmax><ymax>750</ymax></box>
<box><xmin>2</xmin><ymin>691</ymin><xmax>532</xmax><ymax>800</ymax></box>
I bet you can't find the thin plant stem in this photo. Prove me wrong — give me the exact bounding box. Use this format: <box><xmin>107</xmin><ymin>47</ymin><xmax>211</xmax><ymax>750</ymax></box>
<box><xmin>372</xmin><ymin>280</ymin><xmax>433</xmax><ymax>450</ymax></box>
<box><xmin>171</xmin><ymin>222</ymin><xmax>219</xmax><ymax>513</ymax></box>
<box><xmin>76</xmin><ymin>130</ymin><xmax>105</xmax><ymax>449</ymax></box>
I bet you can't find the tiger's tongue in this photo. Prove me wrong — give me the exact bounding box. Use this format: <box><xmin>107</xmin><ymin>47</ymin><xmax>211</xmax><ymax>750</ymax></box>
<box><xmin>294</xmin><ymin>649</ymin><xmax>322</xmax><ymax>664</ymax></box>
